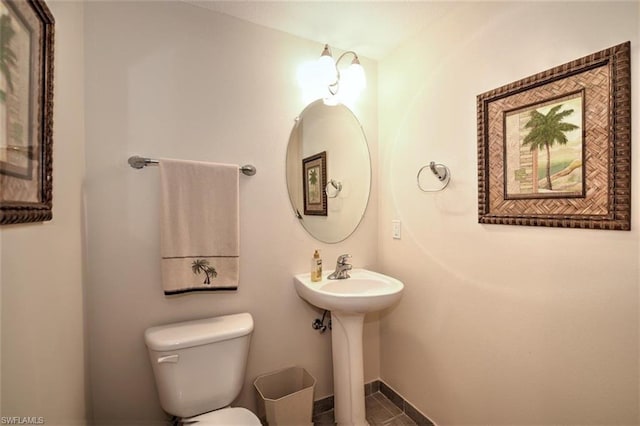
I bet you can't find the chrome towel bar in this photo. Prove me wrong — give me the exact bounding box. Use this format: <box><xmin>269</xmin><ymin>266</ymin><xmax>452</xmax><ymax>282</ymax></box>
<box><xmin>128</xmin><ymin>155</ymin><xmax>256</xmax><ymax>176</ymax></box>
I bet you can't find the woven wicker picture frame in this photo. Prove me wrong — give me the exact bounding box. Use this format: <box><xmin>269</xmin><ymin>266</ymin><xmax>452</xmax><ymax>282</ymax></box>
<box><xmin>0</xmin><ymin>0</ymin><xmax>55</xmax><ymax>225</ymax></box>
<box><xmin>477</xmin><ymin>42</ymin><xmax>630</xmax><ymax>230</ymax></box>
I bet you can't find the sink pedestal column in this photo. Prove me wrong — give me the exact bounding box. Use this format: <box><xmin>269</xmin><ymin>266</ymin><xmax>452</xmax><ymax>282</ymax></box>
<box><xmin>331</xmin><ymin>311</ymin><xmax>368</xmax><ymax>426</ymax></box>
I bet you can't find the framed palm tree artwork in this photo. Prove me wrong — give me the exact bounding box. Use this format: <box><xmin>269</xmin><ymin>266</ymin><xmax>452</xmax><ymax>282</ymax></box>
<box><xmin>477</xmin><ymin>42</ymin><xmax>630</xmax><ymax>230</ymax></box>
<box><xmin>302</xmin><ymin>151</ymin><xmax>327</xmax><ymax>216</ymax></box>
<box><xmin>0</xmin><ymin>0</ymin><xmax>54</xmax><ymax>225</ymax></box>
<box><xmin>504</xmin><ymin>90</ymin><xmax>584</xmax><ymax>199</ymax></box>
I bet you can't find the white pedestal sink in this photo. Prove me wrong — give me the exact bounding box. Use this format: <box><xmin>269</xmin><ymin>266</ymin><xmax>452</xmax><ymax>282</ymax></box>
<box><xmin>294</xmin><ymin>269</ymin><xmax>404</xmax><ymax>426</ymax></box>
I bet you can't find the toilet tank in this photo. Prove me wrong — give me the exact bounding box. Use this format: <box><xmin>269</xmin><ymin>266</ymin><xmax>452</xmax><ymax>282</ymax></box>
<box><xmin>144</xmin><ymin>313</ymin><xmax>254</xmax><ymax>418</ymax></box>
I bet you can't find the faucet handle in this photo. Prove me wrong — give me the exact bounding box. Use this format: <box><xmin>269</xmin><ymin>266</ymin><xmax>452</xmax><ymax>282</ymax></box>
<box><xmin>337</xmin><ymin>254</ymin><xmax>352</xmax><ymax>264</ymax></box>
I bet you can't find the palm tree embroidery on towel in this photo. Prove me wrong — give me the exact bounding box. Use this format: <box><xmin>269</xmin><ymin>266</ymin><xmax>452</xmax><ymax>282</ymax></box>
<box><xmin>191</xmin><ymin>259</ymin><xmax>218</xmax><ymax>285</ymax></box>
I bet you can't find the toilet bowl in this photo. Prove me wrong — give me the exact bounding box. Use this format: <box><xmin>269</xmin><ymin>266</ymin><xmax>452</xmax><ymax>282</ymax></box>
<box><xmin>144</xmin><ymin>313</ymin><xmax>261</xmax><ymax>425</ymax></box>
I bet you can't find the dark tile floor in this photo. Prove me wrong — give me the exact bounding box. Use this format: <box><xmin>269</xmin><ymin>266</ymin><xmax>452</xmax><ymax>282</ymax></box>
<box><xmin>313</xmin><ymin>392</ymin><xmax>417</xmax><ymax>425</ymax></box>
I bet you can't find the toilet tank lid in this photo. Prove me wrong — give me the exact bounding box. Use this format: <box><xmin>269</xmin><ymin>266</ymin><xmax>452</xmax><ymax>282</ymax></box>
<box><xmin>144</xmin><ymin>313</ymin><xmax>254</xmax><ymax>351</ymax></box>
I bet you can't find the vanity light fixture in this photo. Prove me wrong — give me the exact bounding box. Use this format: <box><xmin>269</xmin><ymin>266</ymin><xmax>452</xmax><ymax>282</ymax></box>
<box><xmin>317</xmin><ymin>44</ymin><xmax>366</xmax><ymax>104</ymax></box>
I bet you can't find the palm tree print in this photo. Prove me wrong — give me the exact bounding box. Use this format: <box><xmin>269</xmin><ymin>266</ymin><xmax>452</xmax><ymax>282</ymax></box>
<box><xmin>0</xmin><ymin>13</ymin><xmax>17</xmax><ymax>103</ymax></box>
<box><xmin>308</xmin><ymin>168</ymin><xmax>319</xmax><ymax>202</ymax></box>
<box><xmin>522</xmin><ymin>104</ymin><xmax>579</xmax><ymax>191</ymax></box>
<box><xmin>309</xmin><ymin>168</ymin><xmax>318</xmax><ymax>186</ymax></box>
<box><xmin>191</xmin><ymin>259</ymin><xmax>217</xmax><ymax>285</ymax></box>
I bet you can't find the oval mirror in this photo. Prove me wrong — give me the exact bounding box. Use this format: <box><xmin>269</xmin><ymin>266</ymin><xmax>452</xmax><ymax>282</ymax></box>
<box><xmin>286</xmin><ymin>100</ymin><xmax>371</xmax><ymax>243</ymax></box>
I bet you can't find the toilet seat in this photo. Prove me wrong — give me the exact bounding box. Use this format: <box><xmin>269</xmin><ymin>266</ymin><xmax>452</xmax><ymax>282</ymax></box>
<box><xmin>187</xmin><ymin>407</ymin><xmax>261</xmax><ymax>425</ymax></box>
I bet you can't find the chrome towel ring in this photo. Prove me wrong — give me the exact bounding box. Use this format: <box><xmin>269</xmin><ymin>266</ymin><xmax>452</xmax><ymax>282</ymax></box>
<box><xmin>417</xmin><ymin>161</ymin><xmax>451</xmax><ymax>192</ymax></box>
<box><xmin>325</xmin><ymin>179</ymin><xmax>343</xmax><ymax>198</ymax></box>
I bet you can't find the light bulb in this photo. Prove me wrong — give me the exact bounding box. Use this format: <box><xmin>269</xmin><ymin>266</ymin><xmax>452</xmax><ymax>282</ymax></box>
<box><xmin>338</xmin><ymin>60</ymin><xmax>366</xmax><ymax>106</ymax></box>
<box><xmin>317</xmin><ymin>55</ymin><xmax>337</xmax><ymax>87</ymax></box>
<box><xmin>297</xmin><ymin>61</ymin><xmax>324</xmax><ymax>104</ymax></box>
<box><xmin>348</xmin><ymin>61</ymin><xmax>366</xmax><ymax>92</ymax></box>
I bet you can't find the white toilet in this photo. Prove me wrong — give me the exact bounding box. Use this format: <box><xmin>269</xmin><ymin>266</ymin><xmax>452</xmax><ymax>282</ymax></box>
<box><xmin>144</xmin><ymin>312</ymin><xmax>261</xmax><ymax>425</ymax></box>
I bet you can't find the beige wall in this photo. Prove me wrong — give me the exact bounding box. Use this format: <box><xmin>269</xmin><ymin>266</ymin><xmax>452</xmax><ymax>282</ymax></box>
<box><xmin>83</xmin><ymin>2</ymin><xmax>378</xmax><ymax>424</ymax></box>
<box><xmin>378</xmin><ymin>2</ymin><xmax>639</xmax><ymax>425</ymax></box>
<box><xmin>0</xmin><ymin>1</ymin><xmax>86</xmax><ymax>424</ymax></box>
<box><xmin>8</xmin><ymin>2</ymin><xmax>634</xmax><ymax>425</ymax></box>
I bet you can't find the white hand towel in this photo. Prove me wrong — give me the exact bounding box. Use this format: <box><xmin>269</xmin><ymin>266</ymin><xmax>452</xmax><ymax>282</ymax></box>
<box><xmin>159</xmin><ymin>158</ymin><xmax>239</xmax><ymax>295</ymax></box>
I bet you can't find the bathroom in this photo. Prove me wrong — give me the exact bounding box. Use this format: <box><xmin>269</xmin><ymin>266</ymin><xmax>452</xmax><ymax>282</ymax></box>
<box><xmin>1</xmin><ymin>1</ymin><xmax>638</xmax><ymax>425</ymax></box>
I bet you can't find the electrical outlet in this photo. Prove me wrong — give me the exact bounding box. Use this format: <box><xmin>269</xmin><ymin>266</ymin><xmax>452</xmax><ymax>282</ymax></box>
<box><xmin>392</xmin><ymin>220</ymin><xmax>401</xmax><ymax>239</ymax></box>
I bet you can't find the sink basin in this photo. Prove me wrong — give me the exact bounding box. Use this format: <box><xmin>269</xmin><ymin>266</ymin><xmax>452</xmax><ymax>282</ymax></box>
<box><xmin>294</xmin><ymin>268</ymin><xmax>404</xmax><ymax>313</ymax></box>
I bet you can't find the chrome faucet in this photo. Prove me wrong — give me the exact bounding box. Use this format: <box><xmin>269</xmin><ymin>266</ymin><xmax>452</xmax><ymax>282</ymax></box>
<box><xmin>327</xmin><ymin>254</ymin><xmax>352</xmax><ymax>280</ymax></box>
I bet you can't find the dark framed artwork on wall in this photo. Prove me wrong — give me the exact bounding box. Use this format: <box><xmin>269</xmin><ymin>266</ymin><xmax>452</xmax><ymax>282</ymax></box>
<box><xmin>0</xmin><ymin>0</ymin><xmax>55</xmax><ymax>225</ymax></box>
<box><xmin>302</xmin><ymin>151</ymin><xmax>327</xmax><ymax>216</ymax></box>
<box><xmin>477</xmin><ymin>42</ymin><xmax>630</xmax><ymax>230</ymax></box>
